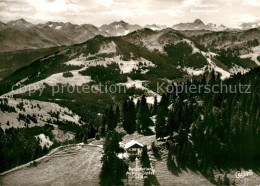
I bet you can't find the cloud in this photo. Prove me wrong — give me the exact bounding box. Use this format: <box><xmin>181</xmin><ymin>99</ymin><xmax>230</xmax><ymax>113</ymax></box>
<box><xmin>232</xmin><ymin>14</ymin><xmax>259</xmax><ymax>24</ymax></box>
<box><xmin>242</xmin><ymin>0</ymin><xmax>260</xmax><ymax>6</ymax></box>
<box><xmin>26</xmin><ymin>0</ymin><xmax>82</xmax><ymax>13</ymax></box>
<box><xmin>182</xmin><ymin>0</ymin><xmax>197</xmax><ymax>6</ymax></box>
<box><xmin>0</xmin><ymin>2</ymin><xmax>7</xmax><ymax>11</ymax></box>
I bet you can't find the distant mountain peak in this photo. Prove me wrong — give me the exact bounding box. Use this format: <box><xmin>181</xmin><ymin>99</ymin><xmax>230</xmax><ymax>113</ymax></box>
<box><xmin>7</xmin><ymin>18</ymin><xmax>33</xmax><ymax>28</ymax></box>
<box><xmin>108</xmin><ymin>20</ymin><xmax>128</xmax><ymax>26</ymax></box>
<box><xmin>194</xmin><ymin>19</ymin><xmax>204</xmax><ymax>25</ymax></box>
<box><xmin>10</xmin><ymin>18</ymin><xmax>30</xmax><ymax>24</ymax></box>
<box><xmin>118</xmin><ymin>20</ymin><xmax>127</xmax><ymax>24</ymax></box>
<box><xmin>17</xmin><ymin>18</ymin><xmax>27</xmax><ymax>23</ymax></box>
<box><xmin>18</xmin><ymin>18</ymin><xmax>25</xmax><ymax>21</ymax></box>
<box><xmin>172</xmin><ymin>19</ymin><xmax>228</xmax><ymax>31</ymax></box>
<box><xmin>100</xmin><ymin>20</ymin><xmax>142</xmax><ymax>36</ymax></box>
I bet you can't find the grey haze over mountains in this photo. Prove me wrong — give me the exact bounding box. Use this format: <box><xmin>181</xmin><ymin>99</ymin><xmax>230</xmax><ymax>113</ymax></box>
<box><xmin>0</xmin><ymin>18</ymin><xmax>260</xmax><ymax>52</ymax></box>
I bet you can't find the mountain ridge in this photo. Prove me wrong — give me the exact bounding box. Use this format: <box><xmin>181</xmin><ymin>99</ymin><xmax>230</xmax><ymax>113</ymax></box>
<box><xmin>1</xmin><ymin>27</ymin><xmax>259</xmax><ymax>97</ymax></box>
<box><xmin>0</xmin><ymin>18</ymin><xmax>259</xmax><ymax>52</ymax></box>
<box><xmin>172</xmin><ymin>19</ymin><xmax>228</xmax><ymax>31</ymax></box>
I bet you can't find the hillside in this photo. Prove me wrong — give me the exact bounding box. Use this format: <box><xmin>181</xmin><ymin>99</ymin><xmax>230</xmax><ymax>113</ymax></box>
<box><xmin>0</xmin><ymin>143</ymin><xmax>103</xmax><ymax>186</ymax></box>
<box><xmin>0</xmin><ymin>46</ymin><xmax>66</xmax><ymax>79</ymax></box>
<box><xmin>0</xmin><ymin>136</ymin><xmax>211</xmax><ymax>186</ymax></box>
<box><xmin>1</xmin><ymin>133</ymin><xmax>259</xmax><ymax>185</ymax></box>
<box><xmin>0</xmin><ymin>35</ymin><xmax>176</xmax><ymax>112</ymax></box>
<box><xmin>0</xmin><ymin>98</ymin><xmax>82</xmax><ymax>130</ymax></box>
<box><xmin>95</xmin><ymin>67</ymin><xmax>260</xmax><ymax>185</ymax></box>
<box><xmin>0</xmin><ymin>29</ymin><xmax>259</xmax><ymax>117</ymax></box>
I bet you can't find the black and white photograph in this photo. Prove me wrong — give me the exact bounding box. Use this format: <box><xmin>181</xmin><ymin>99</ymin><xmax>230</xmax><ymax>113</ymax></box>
<box><xmin>0</xmin><ymin>0</ymin><xmax>259</xmax><ymax>185</ymax></box>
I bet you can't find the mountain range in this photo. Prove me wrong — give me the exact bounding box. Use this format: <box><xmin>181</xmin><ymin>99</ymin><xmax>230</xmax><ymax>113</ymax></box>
<box><xmin>0</xmin><ymin>19</ymin><xmax>260</xmax><ymax>52</ymax></box>
<box><xmin>172</xmin><ymin>19</ymin><xmax>228</xmax><ymax>31</ymax></box>
<box><xmin>1</xmin><ymin>25</ymin><xmax>259</xmax><ymax>97</ymax></box>
<box><xmin>0</xmin><ymin>17</ymin><xmax>260</xmax><ymax>185</ymax></box>
<box><xmin>0</xmin><ymin>19</ymin><xmax>259</xmax><ymax>119</ymax></box>
<box><xmin>100</xmin><ymin>20</ymin><xmax>142</xmax><ymax>36</ymax></box>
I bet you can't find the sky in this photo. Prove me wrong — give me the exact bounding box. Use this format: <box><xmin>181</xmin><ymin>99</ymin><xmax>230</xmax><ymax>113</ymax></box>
<box><xmin>0</xmin><ymin>0</ymin><xmax>259</xmax><ymax>27</ymax></box>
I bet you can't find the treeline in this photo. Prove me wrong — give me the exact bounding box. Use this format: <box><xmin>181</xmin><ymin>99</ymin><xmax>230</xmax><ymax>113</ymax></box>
<box><xmin>0</xmin><ymin>125</ymin><xmax>55</xmax><ymax>172</ymax></box>
<box><xmin>164</xmin><ymin>42</ymin><xmax>208</xmax><ymax>68</ymax></box>
<box><xmin>55</xmin><ymin>120</ymin><xmax>97</xmax><ymax>143</ymax></box>
<box><xmin>0</xmin><ymin>114</ymin><xmax>98</xmax><ymax>173</ymax></box>
<box><xmin>99</xmin><ymin>94</ymin><xmax>155</xmax><ymax>137</ymax></box>
<box><xmin>165</xmin><ymin>68</ymin><xmax>260</xmax><ymax>173</ymax></box>
<box><xmin>79</xmin><ymin>62</ymin><xmax>127</xmax><ymax>83</ymax></box>
<box><xmin>99</xmin><ymin>68</ymin><xmax>260</xmax><ymax>176</ymax></box>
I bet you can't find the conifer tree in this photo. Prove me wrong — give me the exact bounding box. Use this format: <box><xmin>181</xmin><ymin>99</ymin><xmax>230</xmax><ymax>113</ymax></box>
<box><xmin>155</xmin><ymin>108</ymin><xmax>166</xmax><ymax>138</ymax></box>
<box><xmin>167</xmin><ymin>150</ymin><xmax>177</xmax><ymax>173</ymax></box>
<box><xmin>152</xmin><ymin>96</ymin><xmax>158</xmax><ymax>116</ymax></box>
<box><xmin>128</xmin><ymin>98</ymin><xmax>136</xmax><ymax>133</ymax></box>
<box><xmin>159</xmin><ymin>93</ymin><xmax>168</xmax><ymax>115</ymax></box>
<box><xmin>141</xmin><ymin>145</ymin><xmax>151</xmax><ymax>168</ymax></box>
<box><xmin>115</xmin><ymin>104</ymin><xmax>120</xmax><ymax>125</ymax></box>
<box><xmin>100</xmin><ymin>131</ymin><xmax>128</xmax><ymax>185</ymax></box>
<box><xmin>137</xmin><ymin>95</ymin><xmax>152</xmax><ymax>134</ymax></box>
<box><xmin>141</xmin><ymin>145</ymin><xmax>151</xmax><ymax>185</ymax></box>
<box><xmin>107</xmin><ymin>105</ymin><xmax>115</xmax><ymax>130</ymax></box>
<box><xmin>167</xmin><ymin>109</ymin><xmax>176</xmax><ymax>136</ymax></box>
<box><xmin>122</xmin><ymin>99</ymin><xmax>136</xmax><ymax>134</ymax></box>
<box><xmin>101</xmin><ymin>108</ymin><xmax>108</xmax><ymax>137</ymax></box>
